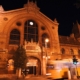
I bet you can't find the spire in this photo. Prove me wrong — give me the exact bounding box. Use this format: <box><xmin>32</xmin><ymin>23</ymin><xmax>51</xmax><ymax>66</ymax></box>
<box><xmin>26</xmin><ymin>0</ymin><xmax>37</xmax><ymax>5</ymax></box>
<box><xmin>53</xmin><ymin>18</ymin><xmax>58</xmax><ymax>23</ymax></box>
<box><xmin>24</xmin><ymin>0</ymin><xmax>40</xmax><ymax>12</ymax></box>
<box><xmin>35</xmin><ymin>0</ymin><xmax>37</xmax><ymax>4</ymax></box>
<box><xmin>27</xmin><ymin>0</ymin><xmax>34</xmax><ymax>3</ymax></box>
<box><xmin>71</xmin><ymin>20</ymin><xmax>80</xmax><ymax>38</ymax></box>
<box><xmin>28</xmin><ymin>0</ymin><xmax>29</xmax><ymax>3</ymax></box>
<box><xmin>0</xmin><ymin>5</ymin><xmax>4</xmax><ymax>12</ymax></box>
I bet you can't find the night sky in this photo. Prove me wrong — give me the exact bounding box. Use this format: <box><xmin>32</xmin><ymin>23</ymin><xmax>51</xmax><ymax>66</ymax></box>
<box><xmin>0</xmin><ymin>0</ymin><xmax>80</xmax><ymax>36</ymax></box>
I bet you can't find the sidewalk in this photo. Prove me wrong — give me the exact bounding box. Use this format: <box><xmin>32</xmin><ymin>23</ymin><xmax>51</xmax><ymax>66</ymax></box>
<box><xmin>25</xmin><ymin>75</ymin><xmax>50</xmax><ymax>80</ymax></box>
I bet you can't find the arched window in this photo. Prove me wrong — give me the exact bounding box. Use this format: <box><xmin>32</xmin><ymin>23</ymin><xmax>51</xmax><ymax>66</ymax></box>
<box><xmin>61</xmin><ymin>48</ymin><xmax>65</xmax><ymax>54</ymax></box>
<box><xmin>70</xmin><ymin>49</ymin><xmax>74</xmax><ymax>55</ymax></box>
<box><xmin>24</xmin><ymin>20</ymin><xmax>38</xmax><ymax>42</ymax></box>
<box><xmin>78</xmin><ymin>49</ymin><xmax>80</xmax><ymax>55</ymax></box>
<box><xmin>42</xmin><ymin>33</ymin><xmax>50</xmax><ymax>48</ymax></box>
<box><xmin>9</xmin><ymin>29</ymin><xmax>20</xmax><ymax>44</ymax></box>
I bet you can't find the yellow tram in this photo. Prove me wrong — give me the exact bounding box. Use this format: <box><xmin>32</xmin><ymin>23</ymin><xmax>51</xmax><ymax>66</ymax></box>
<box><xmin>46</xmin><ymin>59</ymin><xmax>80</xmax><ymax>79</ymax></box>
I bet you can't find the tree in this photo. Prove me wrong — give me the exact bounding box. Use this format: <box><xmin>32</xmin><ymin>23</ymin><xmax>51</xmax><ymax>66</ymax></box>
<box><xmin>13</xmin><ymin>45</ymin><xmax>27</xmax><ymax>77</ymax></box>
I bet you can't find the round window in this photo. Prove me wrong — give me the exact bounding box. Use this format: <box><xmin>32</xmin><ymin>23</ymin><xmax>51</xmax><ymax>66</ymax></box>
<box><xmin>16</xmin><ymin>22</ymin><xmax>21</xmax><ymax>26</ymax></box>
<box><xmin>41</xmin><ymin>26</ymin><xmax>45</xmax><ymax>30</ymax></box>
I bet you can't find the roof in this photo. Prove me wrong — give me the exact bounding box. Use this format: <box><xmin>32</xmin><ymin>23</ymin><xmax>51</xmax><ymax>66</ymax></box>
<box><xmin>59</xmin><ymin>35</ymin><xmax>80</xmax><ymax>45</ymax></box>
<box><xmin>72</xmin><ymin>21</ymin><xmax>80</xmax><ymax>38</ymax></box>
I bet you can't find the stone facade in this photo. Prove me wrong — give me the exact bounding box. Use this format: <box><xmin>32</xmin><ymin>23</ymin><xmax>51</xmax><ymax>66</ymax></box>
<box><xmin>0</xmin><ymin>1</ymin><xmax>60</xmax><ymax>59</ymax></box>
<box><xmin>0</xmin><ymin>0</ymin><xmax>80</xmax><ymax>77</ymax></box>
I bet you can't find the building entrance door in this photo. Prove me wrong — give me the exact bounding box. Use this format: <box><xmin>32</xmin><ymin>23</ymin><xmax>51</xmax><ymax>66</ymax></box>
<box><xmin>26</xmin><ymin>58</ymin><xmax>38</xmax><ymax>75</ymax></box>
<box><xmin>27</xmin><ymin>66</ymin><xmax>36</xmax><ymax>75</ymax></box>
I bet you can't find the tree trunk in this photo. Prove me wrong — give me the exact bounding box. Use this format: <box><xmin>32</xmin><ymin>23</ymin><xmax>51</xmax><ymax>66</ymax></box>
<box><xmin>16</xmin><ymin>68</ymin><xmax>22</xmax><ymax>78</ymax></box>
<box><xmin>18</xmin><ymin>68</ymin><xmax>22</xmax><ymax>78</ymax></box>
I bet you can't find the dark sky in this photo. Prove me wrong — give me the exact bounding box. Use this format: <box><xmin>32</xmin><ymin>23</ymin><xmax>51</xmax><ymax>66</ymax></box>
<box><xmin>0</xmin><ymin>0</ymin><xmax>80</xmax><ymax>36</ymax></box>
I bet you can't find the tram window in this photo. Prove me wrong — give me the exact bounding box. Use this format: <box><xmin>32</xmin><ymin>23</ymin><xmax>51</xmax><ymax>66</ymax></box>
<box><xmin>47</xmin><ymin>64</ymin><xmax>54</xmax><ymax>69</ymax></box>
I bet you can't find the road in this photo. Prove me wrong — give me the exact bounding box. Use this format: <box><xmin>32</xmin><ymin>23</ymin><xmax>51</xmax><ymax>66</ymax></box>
<box><xmin>0</xmin><ymin>75</ymin><xmax>50</xmax><ymax>80</ymax></box>
<box><xmin>0</xmin><ymin>75</ymin><xmax>80</xmax><ymax>80</ymax></box>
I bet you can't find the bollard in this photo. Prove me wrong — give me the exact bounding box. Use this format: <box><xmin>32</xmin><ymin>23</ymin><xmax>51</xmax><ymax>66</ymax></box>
<box><xmin>68</xmin><ymin>70</ymin><xmax>71</xmax><ymax>80</ymax></box>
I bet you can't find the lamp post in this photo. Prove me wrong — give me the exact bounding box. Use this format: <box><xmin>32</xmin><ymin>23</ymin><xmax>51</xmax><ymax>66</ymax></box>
<box><xmin>45</xmin><ymin>38</ymin><xmax>49</xmax><ymax>58</ymax></box>
<box><xmin>42</xmin><ymin>38</ymin><xmax>49</xmax><ymax>75</ymax></box>
<box><xmin>45</xmin><ymin>38</ymin><xmax>49</xmax><ymax>74</ymax></box>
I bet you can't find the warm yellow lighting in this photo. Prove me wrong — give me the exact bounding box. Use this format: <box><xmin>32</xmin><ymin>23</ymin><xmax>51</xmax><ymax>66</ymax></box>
<box><xmin>29</xmin><ymin>21</ymin><xmax>33</xmax><ymax>25</ymax></box>
<box><xmin>45</xmin><ymin>38</ymin><xmax>49</xmax><ymax>43</ymax></box>
<box><xmin>46</xmin><ymin>73</ymin><xmax>51</xmax><ymax>75</ymax></box>
<box><xmin>43</xmin><ymin>56</ymin><xmax>46</xmax><ymax>58</ymax></box>
<box><xmin>47</xmin><ymin>56</ymin><xmax>50</xmax><ymax>59</ymax></box>
<box><xmin>45</xmin><ymin>38</ymin><xmax>49</xmax><ymax>48</ymax></box>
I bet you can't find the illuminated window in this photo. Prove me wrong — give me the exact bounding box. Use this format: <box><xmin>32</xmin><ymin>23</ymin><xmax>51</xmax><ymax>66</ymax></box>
<box><xmin>9</xmin><ymin>29</ymin><xmax>20</xmax><ymax>44</ymax></box>
<box><xmin>24</xmin><ymin>20</ymin><xmax>38</xmax><ymax>42</ymax></box>
<box><xmin>47</xmin><ymin>64</ymin><xmax>54</xmax><ymax>69</ymax></box>
<box><xmin>42</xmin><ymin>33</ymin><xmax>50</xmax><ymax>48</ymax></box>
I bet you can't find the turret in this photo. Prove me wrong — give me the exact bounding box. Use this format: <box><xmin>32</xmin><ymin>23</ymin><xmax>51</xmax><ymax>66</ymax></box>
<box><xmin>0</xmin><ymin>5</ymin><xmax>4</xmax><ymax>13</ymax></box>
<box><xmin>23</xmin><ymin>0</ymin><xmax>40</xmax><ymax>12</ymax></box>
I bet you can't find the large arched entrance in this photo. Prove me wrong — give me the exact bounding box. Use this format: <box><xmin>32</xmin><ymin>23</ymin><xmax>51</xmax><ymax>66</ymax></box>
<box><xmin>26</xmin><ymin>56</ymin><xmax>41</xmax><ymax>75</ymax></box>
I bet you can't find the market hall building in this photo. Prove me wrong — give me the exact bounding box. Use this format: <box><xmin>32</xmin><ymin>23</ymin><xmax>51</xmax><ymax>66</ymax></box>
<box><xmin>0</xmin><ymin>1</ymin><xmax>80</xmax><ymax>79</ymax></box>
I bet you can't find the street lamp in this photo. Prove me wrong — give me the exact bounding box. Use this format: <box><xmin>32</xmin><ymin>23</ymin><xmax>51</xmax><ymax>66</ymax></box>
<box><xmin>45</xmin><ymin>38</ymin><xmax>49</xmax><ymax>48</ymax></box>
<box><xmin>42</xmin><ymin>38</ymin><xmax>50</xmax><ymax>75</ymax></box>
<box><xmin>45</xmin><ymin>38</ymin><xmax>49</xmax><ymax>74</ymax></box>
<box><xmin>45</xmin><ymin>38</ymin><xmax>49</xmax><ymax>58</ymax></box>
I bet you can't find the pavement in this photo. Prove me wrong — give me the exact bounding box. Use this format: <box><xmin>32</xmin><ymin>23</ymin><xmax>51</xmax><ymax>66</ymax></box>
<box><xmin>0</xmin><ymin>75</ymin><xmax>50</xmax><ymax>80</ymax></box>
<box><xmin>20</xmin><ymin>75</ymin><xmax>80</xmax><ymax>80</ymax></box>
<box><xmin>24</xmin><ymin>76</ymin><xmax>80</xmax><ymax>80</ymax></box>
<box><xmin>25</xmin><ymin>75</ymin><xmax>50</xmax><ymax>80</ymax></box>
<box><xmin>0</xmin><ymin>75</ymin><xmax>80</xmax><ymax>80</ymax></box>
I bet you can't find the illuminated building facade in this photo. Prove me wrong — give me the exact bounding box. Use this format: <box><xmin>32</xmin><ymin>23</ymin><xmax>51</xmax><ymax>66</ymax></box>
<box><xmin>0</xmin><ymin>1</ymin><xmax>80</xmax><ymax>79</ymax></box>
